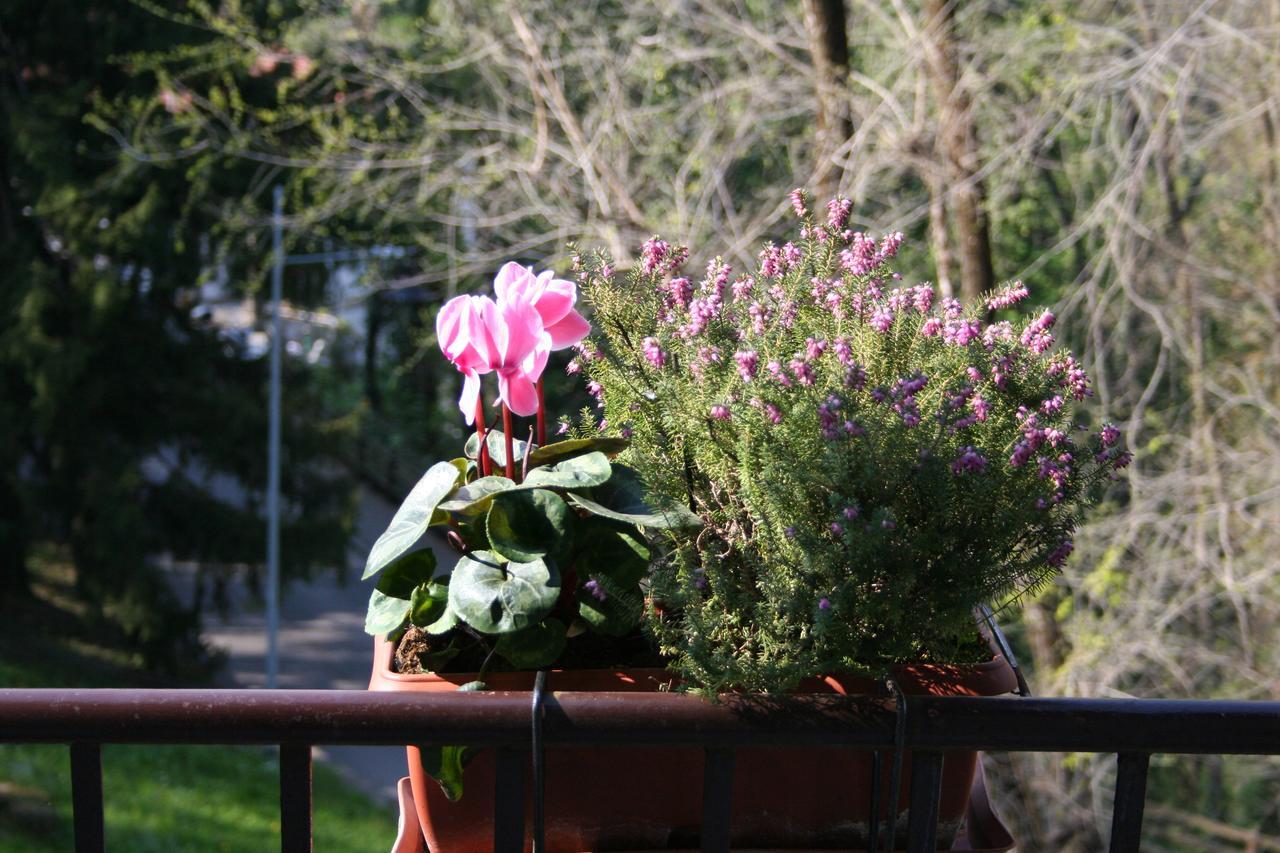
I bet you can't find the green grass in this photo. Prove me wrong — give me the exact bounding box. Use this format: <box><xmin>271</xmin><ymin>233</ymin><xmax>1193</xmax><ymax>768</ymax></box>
<box><xmin>0</xmin><ymin>558</ymin><xmax>398</xmax><ymax>852</ymax></box>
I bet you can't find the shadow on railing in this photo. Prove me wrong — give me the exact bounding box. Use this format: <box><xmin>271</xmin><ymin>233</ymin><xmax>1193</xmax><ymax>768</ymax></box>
<box><xmin>1</xmin><ymin>688</ymin><xmax>1278</xmax><ymax>852</ymax></box>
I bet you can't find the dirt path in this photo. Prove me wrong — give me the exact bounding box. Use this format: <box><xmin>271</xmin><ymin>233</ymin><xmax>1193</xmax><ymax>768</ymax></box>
<box><xmin>195</xmin><ymin>485</ymin><xmax>455</xmax><ymax>806</ymax></box>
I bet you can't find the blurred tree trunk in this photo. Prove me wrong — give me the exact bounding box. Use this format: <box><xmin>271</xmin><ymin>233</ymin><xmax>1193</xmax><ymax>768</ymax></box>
<box><xmin>922</xmin><ymin>0</ymin><xmax>994</xmax><ymax>301</ymax></box>
<box><xmin>364</xmin><ymin>290</ymin><xmax>383</xmax><ymax>413</ymax></box>
<box><xmin>0</xmin><ymin>476</ymin><xmax>29</xmax><ymax>599</ymax></box>
<box><xmin>803</xmin><ymin>0</ymin><xmax>853</xmax><ymax>203</ymax></box>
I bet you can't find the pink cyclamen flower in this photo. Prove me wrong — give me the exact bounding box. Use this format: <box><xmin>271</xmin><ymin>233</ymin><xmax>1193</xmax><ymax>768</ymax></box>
<box><xmin>437</xmin><ymin>277</ymin><xmax>556</xmax><ymax>421</ymax></box>
<box><xmin>493</xmin><ymin>262</ymin><xmax>592</xmax><ymax>351</ymax></box>
<box><xmin>436</xmin><ymin>294</ymin><xmax>500</xmax><ymax>423</ymax></box>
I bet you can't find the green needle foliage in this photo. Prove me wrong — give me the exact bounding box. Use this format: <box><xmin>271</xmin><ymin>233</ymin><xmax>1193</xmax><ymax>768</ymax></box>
<box><xmin>580</xmin><ymin>191</ymin><xmax>1131</xmax><ymax>692</ymax></box>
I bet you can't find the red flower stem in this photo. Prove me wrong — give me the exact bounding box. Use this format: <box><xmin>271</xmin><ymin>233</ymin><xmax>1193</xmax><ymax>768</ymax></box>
<box><xmin>474</xmin><ymin>395</ymin><xmax>491</xmax><ymax>477</ymax></box>
<box><xmin>536</xmin><ymin>378</ymin><xmax>547</xmax><ymax>446</ymax></box>
<box><xmin>502</xmin><ymin>403</ymin><xmax>517</xmax><ymax>482</ymax></box>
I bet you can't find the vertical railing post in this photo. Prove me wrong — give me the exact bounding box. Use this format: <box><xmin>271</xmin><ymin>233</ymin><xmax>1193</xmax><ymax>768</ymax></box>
<box><xmin>1109</xmin><ymin>752</ymin><xmax>1151</xmax><ymax>852</ymax></box>
<box><xmin>700</xmin><ymin>747</ymin><xmax>736</xmax><ymax>853</ymax></box>
<box><xmin>904</xmin><ymin>751</ymin><xmax>944</xmax><ymax>853</ymax></box>
<box><xmin>494</xmin><ymin>747</ymin><xmax>527</xmax><ymax>853</ymax></box>
<box><xmin>69</xmin><ymin>742</ymin><xmax>105</xmax><ymax>853</ymax></box>
<box><xmin>279</xmin><ymin>744</ymin><xmax>313</xmax><ymax>853</ymax></box>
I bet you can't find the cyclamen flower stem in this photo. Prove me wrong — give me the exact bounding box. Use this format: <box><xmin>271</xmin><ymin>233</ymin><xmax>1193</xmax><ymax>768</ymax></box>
<box><xmin>502</xmin><ymin>403</ymin><xmax>517</xmax><ymax>482</ymax></box>
<box><xmin>474</xmin><ymin>395</ymin><xmax>492</xmax><ymax>477</ymax></box>
<box><xmin>536</xmin><ymin>378</ymin><xmax>547</xmax><ymax>446</ymax></box>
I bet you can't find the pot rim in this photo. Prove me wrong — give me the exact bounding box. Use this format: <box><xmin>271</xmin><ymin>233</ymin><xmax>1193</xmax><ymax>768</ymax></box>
<box><xmin>368</xmin><ymin>636</ymin><xmax>1019</xmax><ymax>697</ymax></box>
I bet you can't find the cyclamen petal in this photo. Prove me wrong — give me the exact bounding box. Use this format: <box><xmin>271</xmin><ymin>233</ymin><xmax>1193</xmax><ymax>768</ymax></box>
<box><xmin>499</xmin><ymin>370</ymin><xmax>541</xmax><ymax>416</ymax></box>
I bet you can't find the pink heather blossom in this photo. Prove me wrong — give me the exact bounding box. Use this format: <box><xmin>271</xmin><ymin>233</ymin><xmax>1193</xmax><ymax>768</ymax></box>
<box><xmin>832</xmin><ymin>337</ymin><xmax>853</xmax><ymax>365</ymax></box>
<box><xmin>778</xmin><ymin>299</ymin><xmax>799</xmax><ymax>329</ymax></box>
<box><xmin>1009</xmin><ymin>441</ymin><xmax>1034</xmax><ymax>468</ymax></box>
<box><xmin>565</xmin><ymin>359</ymin><xmax>581</xmax><ymax>375</ymax></box>
<box><xmin>556</xmin><ymin>420</ymin><xmax>571</xmax><ymax>435</ymax></box>
<box><xmin>790</xmin><ymin>358</ymin><xmax>816</xmax><ymax>387</ymax></box>
<box><xmin>972</xmin><ymin>394</ymin><xmax>990</xmax><ymax>422</ymax></box>
<box><xmin>703</xmin><ymin>260</ymin><xmax>732</xmax><ymax>298</ymax></box>
<box><xmin>879</xmin><ymin>232</ymin><xmax>904</xmax><ymax>259</ymax></box>
<box><xmin>765</xmin><ymin>403</ymin><xmax>783</xmax><ymax>424</ymax></box>
<box><xmin>870</xmin><ymin>307</ymin><xmax>894</xmax><ymax>332</ymax></box>
<box><xmin>1113</xmin><ymin>450</ymin><xmax>1133</xmax><ymax>469</ymax></box>
<box><xmin>1020</xmin><ymin>310</ymin><xmax>1057</xmax><ymax>354</ymax></box>
<box><xmin>828</xmin><ymin>522</ymin><xmax>844</xmax><ymax>536</ymax></box>
<box><xmin>1041</xmin><ymin>395</ymin><xmax>1064</xmax><ymax>415</ymax></box>
<box><xmin>748</xmin><ymin>302</ymin><xmax>770</xmax><ymax>335</ymax></box>
<box><xmin>759</xmin><ymin>244</ymin><xmax>786</xmax><ymax>278</ymax></box>
<box><xmin>943</xmin><ymin>319</ymin><xmax>981</xmax><ymax>346</ymax></box>
<box><xmin>1100</xmin><ymin>424</ymin><xmax>1120</xmax><ymax>446</ymax></box>
<box><xmin>844</xmin><ymin>364</ymin><xmax>867</xmax><ymax>390</ymax></box>
<box><xmin>842</xmin><ymin>505</ymin><xmax>860</xmax><ymax>519</ymax></box>
<box><xmin>827</xmin><ymin>197</ymin><xmax>853</xmax><ymax>229</ymax></box>
<box><xmin>641</xmin><ymin>237</ymin><xmax>669</xmax><ymax>275</ymax></box>
<box><xmin>805</xmin><ymin>337</ymin><xmax>827</xmax><ymax>361</ymax></box>
<box><xmin>912</xmin><ymin>285</ymin><xmax>934</xmax><ymax>313</ymax></box>
<box><xmin>824</xmin><ymin>290</ymin><xmax>844</xmax><ymax>319</ymax></box>
<box><xmin>966</xmin><ymin>366</ymin><xmax>983</xmax><ymax>383</ymax></box>
<box><xmin>942</xmin><ymin>298</ymin><xmax>963</xmax><ymax>319</ymax></box>
<box><xmin>734</xmin><ymin>350</ymin><xmax>759</xmax><ymax>380</ymax></box>
<box><xmin>782</xmin><ymin>243</ymin><xmax>802</xmax><ymax>266</ymax></box>
<box><xmin>982</xmin><ymin>321</ymin><xmax>1013</xmax><ymax>349</ymax></box>
<box><xmin>642</xmin><ymin>336</ymin><xmax>666</xmax><ymax>369</ymax></box>
<box><xmin>790</xmin><ymin>188</ymin><xmax>808</xmax><ymax>218</ymax></box>
<box><xmin>1046</xmin><ymin>540</ymin><xmax>1074</xmax><ymax>568</ymax></box>
<box><xmin>987</xmin><ymin>281</ymin><xmax>1029</xmax><ymax>311</ymax></box>
<box><xmin>921</xmin><ymin>317</ymin><xmax>943</xmax><ymax>337</ymax></box>
<box><xmin>666</xmin><ymin>276</ymin><xmax>693</xmax><ymax>310</ymax></box>
<box><xmin>844</xmin><ymin>419</ymin><xmax>866</xmax><ymax>436</ymax></box>
<box><xmin>767</xmin><ymin>360</ymin><xmax>793</xmax><ymax>388</ymax></box>
<box><xmin>818</xmin><ymin>597</ymin><xmax>832</xmax><ymax>611</ymax></box>
<box><xmin>732</xmin><ymin>276</ymin><xmax>754</xmax><ymax>301</ymax></box>
<box><xmin>887</xmin><ymin>288</ymin><xmax>910</xmax><ymax>312</ymax></box>
<box><xmin>710</xmin><ymin>405</ymin><xmax>732</xmax><ymax>421</ymax></box>
<box><xmin>583</xmin><ymin>578</ymin><xmax>607</xmax><ymax>601</ymax></box>
<box><xmin>951</xmin><ymin>446</ymin><xmax>989</xmax><ymax>474</ymax></box>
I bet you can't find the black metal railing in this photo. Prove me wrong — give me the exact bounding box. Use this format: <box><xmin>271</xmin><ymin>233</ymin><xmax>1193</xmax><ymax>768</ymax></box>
<box><xmin>2</xmin><ymin>688</ymin><xmax>1278</xmax><ymax>852</ymax></box>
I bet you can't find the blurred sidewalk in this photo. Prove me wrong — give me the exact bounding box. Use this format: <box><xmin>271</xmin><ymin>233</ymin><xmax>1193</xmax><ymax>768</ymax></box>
<box><xmin>177</xmin><ymin>484</ymin><xmax>455</xmax><ymax>806</ymax></box>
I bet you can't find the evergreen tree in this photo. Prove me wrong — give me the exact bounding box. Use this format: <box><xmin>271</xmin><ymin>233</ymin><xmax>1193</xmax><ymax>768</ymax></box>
<box><xmin>0</xmin><ymin>0</ymin><xmax>355</xmax><ymax>668</ymax></box>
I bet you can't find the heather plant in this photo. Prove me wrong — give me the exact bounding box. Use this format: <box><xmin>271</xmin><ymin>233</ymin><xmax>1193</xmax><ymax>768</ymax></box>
<box><xmin>578</xmin><ymin>191</ymin><xmax>1131</xmax><ymax>692</ymax></box>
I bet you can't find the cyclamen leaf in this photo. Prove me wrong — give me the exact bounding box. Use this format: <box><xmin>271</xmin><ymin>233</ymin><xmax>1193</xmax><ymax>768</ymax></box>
<box><xmin>523</xmin><ymin>451</ymin><xmax>612</xmax><ymax>489</ymax></box>
<box><xmin>364</xmin><ymin>589</ymin><xmax>411</xmax><ymax>636</ymax></box>
<box><xmin>494</xmin><ymin>618</ymin><xmax>567</xmax><ymax>669</ymax></box>
<box><xmin>486</xmin><ymin>489</ymin><xmax>573</xmax><ymax>563</ymax></box>
<box><xmin>569</xmin><ymin>463</ymin><xmax>701</xmax><ymax>529</ymax></box>
<box><xmin>438</xmin><ymin>475</ymin><xmax>517</xmax><ymax>516</ymax></box>
<box><xmin>363</xmin><ymin>462</ymin><xmax>461</xmax><ymax>579</ymax></box>
<box><xmin>447</xmin><ymin>551</ymin><xmax>560</xmax><ymax>634</ymax></box>
<box><xmin>464</xmin><ymin>430</ymin><xmax>532</xmax><ymax>467</ymax></box>
<box><xmin>526</xmin><ymin>436</ymin><xmax>629</xmax><ymax>468</ymax></box>
<box><xmin>408</xmin><ymin>581</ymin><xmax>450</xmax><ymax>628</ymax></box>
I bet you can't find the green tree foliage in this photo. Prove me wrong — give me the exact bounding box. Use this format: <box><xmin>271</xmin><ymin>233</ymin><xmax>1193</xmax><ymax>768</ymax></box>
<box><xmin>0</xmin><ymin>1</ymin><xmax>355</xmax><ymax>667</ymax></box>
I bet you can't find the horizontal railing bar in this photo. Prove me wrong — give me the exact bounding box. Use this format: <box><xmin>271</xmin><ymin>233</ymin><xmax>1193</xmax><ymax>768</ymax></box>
<box><xmin>1</xmin><ymin>690</ymin><xmax>1278</xmax><ymax>755</ymax></box>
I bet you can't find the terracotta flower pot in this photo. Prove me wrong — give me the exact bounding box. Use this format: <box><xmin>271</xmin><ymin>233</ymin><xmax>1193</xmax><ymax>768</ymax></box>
<box><xmin>368</xmin><ymin>637</ymin><xmax>1017</xmax><ymax>851</ymax></box>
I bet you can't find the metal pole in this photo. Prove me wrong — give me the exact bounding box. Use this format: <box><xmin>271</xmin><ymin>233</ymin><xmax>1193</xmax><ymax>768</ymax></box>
<box><xmin>266</xmin><ymin>185</ymin><xmax>284</xmax><ymax>690</ymax></box>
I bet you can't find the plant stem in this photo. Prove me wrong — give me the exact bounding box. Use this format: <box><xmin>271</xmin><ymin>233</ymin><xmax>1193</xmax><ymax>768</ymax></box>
<box><xmin>536</xmin><ymin>377</ymin><xmax>546</xmax><ymax>445</ymax></box>
<box><xmin>474</xmin><ymin>395</ymin><xmax>491</xmax><ymax>477</ymax></box>
<box><xmin>502</xmin><ymin>403</ymin><xmax>517</xmax><ymax>481</ymax></box>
